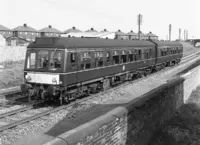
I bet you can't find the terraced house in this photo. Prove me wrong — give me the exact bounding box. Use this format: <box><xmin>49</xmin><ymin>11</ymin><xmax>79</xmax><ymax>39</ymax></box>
<box><xmin>63</xmin><ymin>26</ymin><xmax>82</xmax><ymax>34</ymax></box>
<box><xmin>6</xmin><ymin>23</ymin><xmax>38</xmax><ymax>46</ymax></box>
<box><xmin>39</xmin><ymin>25</ymin><xmax>61</xmax><ymax>37</ymax></box>
<box><xmin>0</xmin><ymin>24</ymin><xmax>12</xmax><ymax>38</ymax></box>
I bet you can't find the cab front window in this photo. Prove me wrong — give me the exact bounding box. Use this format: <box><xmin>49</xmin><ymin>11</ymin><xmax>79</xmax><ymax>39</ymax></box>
<box><xmin>27</xmin><ymin>52</ymin><xmax>36</xmax><ymax>69</ymax></box>
<box><xmin>37</xmin><ymin>50</ymin><xmax>49</xmax><ymax>69</ymax></box>
<box><xmin>26</xmin><ymin>49</ymin><xmax>62</xmax><ymax>71</ymax></box>
<box><xmin>49</xmin><ymin>50</ymin><xmax>62</xmax><ymax>71</ymax></box>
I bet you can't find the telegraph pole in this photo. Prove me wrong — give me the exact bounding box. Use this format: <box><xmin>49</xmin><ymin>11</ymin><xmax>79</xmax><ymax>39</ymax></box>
<box><xmin>137</xmin><ymin>14</ymin><xmax>142</xmax><ymax>40</ymax></box>
<box><xmin>186</xmin><ymin>30</ymin><xmax>188</xmax><ymax>40</ymax></box>
<box><xmin>184</xmin><ymin>30</ymin><xmax>186</xmax><ymax>40</ymax></box>
<box><xmin>179</xmin><ymin>28</ymin><xmax>181</xmax><ymax>40</ymax></box>
<box><xmin>169</xmin><ymin>24</ymin><xmax>171</xmax><ymax>41</ymax></box>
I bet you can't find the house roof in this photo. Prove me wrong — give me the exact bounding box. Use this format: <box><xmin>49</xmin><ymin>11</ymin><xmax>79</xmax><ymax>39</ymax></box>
<box><xmin>61</xmin><ymin>31</ymin><xmax>115</xmax><ymax>39</ymax></box>
<box><xmin>39</xmin><ymin>25</ymin><xmax>61</xmax><ymax>33</ymax></box>
<box><xmin>101</xmin><ymin>29</ymin><xmax>109</xmax><ymax>32</ymax></box>
<box><xmin>0</xmin><ymin>24</ymin><xmax>10</xmax><ymax>31</ymax></box>
<box><xmin>85</xmin><ymin>28</ymin><xmax>98</xmax><ymax>32</ymax></box>
<box><xmin>63</xmin><ymin>26</ymin><xmax>82</xmax><ymax>33</ymax></box>
<box><xmin>115</xmin><ymin>30</ymin><xmax>127</xmax><ymax>35</ymax></box>
<box><xmin>127</xmin><ymin>30</ymin><xmax>137</xmax><ymax>35</ymax></box>
<box><xmin>146</xmin><ymin>32</ymin><xmax>158</xmax><ymax>37</ymax></box>
<box><xmin>12</xmin><ymin>23</ymin><xmax>37</xmax><ymax>32</ymax></box>
<box><xmin>138</xmin><ymin>31</ymin><xmax>146</xmax><ymax>37</ymax></box>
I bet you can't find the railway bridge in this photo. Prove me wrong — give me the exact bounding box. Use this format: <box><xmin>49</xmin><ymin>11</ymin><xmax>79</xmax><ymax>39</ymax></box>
<box><xmin>186</xmin><ymin>39</ymin><xmax>200</xmax><ymax>46</ymax></box>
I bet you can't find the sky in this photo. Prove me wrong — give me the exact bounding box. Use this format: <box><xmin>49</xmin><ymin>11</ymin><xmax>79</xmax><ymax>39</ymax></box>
<box><xmin>0</xmin><ymin>0</ymin><xmax>199</xmax><ymax>40</ymax></box>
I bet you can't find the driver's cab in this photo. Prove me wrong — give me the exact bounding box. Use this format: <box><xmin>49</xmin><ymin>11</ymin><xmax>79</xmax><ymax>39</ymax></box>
<box><xmin>25</xmin><ymin>48</ymin><xmax>64</xmax><ymax>72</ymax></box>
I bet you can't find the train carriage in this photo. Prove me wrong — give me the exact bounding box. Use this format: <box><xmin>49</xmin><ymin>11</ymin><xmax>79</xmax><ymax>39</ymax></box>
<box><xmin>21</xmin><ymin>37</ymin><xmax>183</xmax><ymax>105</ymax></box>
<box><xmin>151</xmin><ymin>40</ymin><xmax>183</xmax><ymax>68</ymax></box>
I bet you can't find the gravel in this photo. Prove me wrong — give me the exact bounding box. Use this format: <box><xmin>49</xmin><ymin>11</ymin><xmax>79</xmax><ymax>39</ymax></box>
<box><xmin>0</xmin><ymin>105</ymin><xmax>25</xmax><ymax>115</ymax></box>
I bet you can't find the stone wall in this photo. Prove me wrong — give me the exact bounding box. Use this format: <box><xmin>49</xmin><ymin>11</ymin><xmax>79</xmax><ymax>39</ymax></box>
<box><xmin>0</xmin><ymin>46</ymin><xmax>26</xmax><ymax>63</ymax></box>
<box><xmin>46</xmin><ymin>77</ymin><xmax>184</xmax><ymax>145</ymax></box>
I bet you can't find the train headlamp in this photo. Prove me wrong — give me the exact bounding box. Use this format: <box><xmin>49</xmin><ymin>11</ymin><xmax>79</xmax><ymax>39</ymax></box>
<box><xmin>26</xmin><ymin>76</ymin><xmax>32</xmax><ymax>82</ymax></box>
<box><xmin>52</xmin><ymin>78</ymin><xmax>57</xmax><ymax>84</ymax></box>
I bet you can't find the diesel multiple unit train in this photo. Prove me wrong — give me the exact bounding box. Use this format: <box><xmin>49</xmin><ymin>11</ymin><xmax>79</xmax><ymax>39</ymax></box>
<box><xmin>20</xmin><ymin>37</ymin><xmax>183</xmax><ymax>104</ymax></box>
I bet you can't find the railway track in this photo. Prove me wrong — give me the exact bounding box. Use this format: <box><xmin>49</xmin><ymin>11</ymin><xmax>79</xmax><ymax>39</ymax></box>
<box><xmin>0</xmin><ymin>50</ymin><xmax>199</xmax><ymax>133</ymax></box>
<box><xmin>0</xmin><ymin>105</ymin><xmax>50</xmax><ymax>132</ymax></box>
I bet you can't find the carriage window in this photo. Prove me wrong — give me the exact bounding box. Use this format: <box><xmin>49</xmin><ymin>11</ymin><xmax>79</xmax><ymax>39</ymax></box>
<box><xmin>138</xmin><ymin>49</ymin><xmax>141</xmax><ymax>59</ymax></box>
<box><xmin>106</xmin><ymin>52</ymin><xmax>110</xmax><ymax>62</ymax></box>
<box><xmin>134</xmin><ymin>50</ymin><xmax>137</xmax><ymax>60</ymax></box>
<box><xmin>149</xmin><ymin>49</ymin><xmax>152</xmax><ymax>57</ymax></box>
<box><xmin>70</xmin><ymin>53</ymin><xmax>75</xmax><ymax>63</ymax></box>
<box><xmin>161</xmin><ymin>50</ymin><xmax>165</xmax><ymax>56</ymax></box>
<box><xmin>121</xmin><ymin>51</ymin><xmax>127</xmax><ymax>63</ymax></box>
<box><xmin>128</xmin><ymin>50</ymin><xmax>133</xmax><ymax>62</ymax></box>
<box><xmin>81</xmin><ymin>52</ymin><xmax>91</xmax><ymax>61</ymax></box>
<box><xmin>37</xmin><ymin>50</ymin><xmax>49</xmax><ymax>69</ymax></box>
<box><xmin>97</xmin><ymin>61</ymin><xmax>103</xmax><ymax>67</ymax></box>
<box><xmin>146</xmin><ymin>51</ymin><xmax>149</xmax><ymax>59</ymax></box>
<box><xmin>27</xmin><ymin>52</ymin><xmax>36</xmax><ymax>69</ymax></box>
<box><xmin>128</xmin><ymin>54</ymin><xmax>133</xmax><ymax>62</ymax></box>
<box><xmin>113</xmin><ymin>51</ymin><xmax>120</xmax><ymax>64</ymax></box>
<box><xmin>86</xmin><ymin>63</ymin><xmax>91</xmax><ymax>69</ymax></box>
<box><xmin>50</xmin><ymin>50</ymin><xmax>62</xmax><ymax>70</ymax></box>
<box><xmin>95</xmin><ymin>51</ymin><xmax>103</xmax><ymax>58</ymax></box>
<box><xmin>81</xmin><ymin>63</ymin><xmax>91</xmax><ymax>70</ymax></box>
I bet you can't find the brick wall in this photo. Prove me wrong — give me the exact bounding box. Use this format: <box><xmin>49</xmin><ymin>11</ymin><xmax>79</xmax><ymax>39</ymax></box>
<box><xmin>46</xmin><ymin>77</ymin><xmax>184</xmax><ymax>145</ymax></box>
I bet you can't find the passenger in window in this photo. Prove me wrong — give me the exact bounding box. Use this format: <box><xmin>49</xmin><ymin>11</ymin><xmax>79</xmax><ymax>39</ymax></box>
<box><xmin>43</xmin><ymin>57</ymin><xmax>48</xmax><ymax>68</ymax></box>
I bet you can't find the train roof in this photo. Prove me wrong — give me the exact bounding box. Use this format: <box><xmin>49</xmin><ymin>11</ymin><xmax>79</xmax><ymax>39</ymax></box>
<box><xmin>28</xmin><ymin>37</ymin><xmax>155</xmax><ymax>49</ymax></box>
<box><xmin>152</xmin><ymin>40</ymin><xmax>182</xmax><ymax>46</ymax></box>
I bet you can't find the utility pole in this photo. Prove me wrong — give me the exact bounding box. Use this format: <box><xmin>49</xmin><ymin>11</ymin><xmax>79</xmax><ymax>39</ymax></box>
<box><xmin>186</xmin><ymin>30</ymin><xmax>188</xmax><ymax>40</ymax></box>
<box><xmin>137</xmin><ymin>14</ymin><xmax>142</xmax><ymax>40</ymax></box>
<box><xmin>169</xmin><ymin>24</ymin><xmax>171</xmax><ymax>41</ymax></box>
<box><xmin>179</xmin><ymin>28</ymin><xmax>181</xmax><ymax>40</ymax></box>
<box><xmin>184</xmin><ymin>30</ymin><xmax>186</xmax><ymax>40</ymax></box>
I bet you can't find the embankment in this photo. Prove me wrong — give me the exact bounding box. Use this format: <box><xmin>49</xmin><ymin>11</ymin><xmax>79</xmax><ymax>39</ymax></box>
<box><xmin>0</xmin><ymin>46</ymin><xmax>26</xmax><ymax>63</ymax></box>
